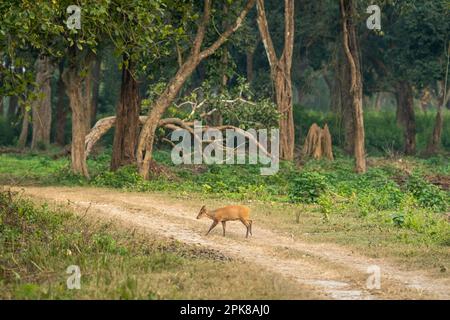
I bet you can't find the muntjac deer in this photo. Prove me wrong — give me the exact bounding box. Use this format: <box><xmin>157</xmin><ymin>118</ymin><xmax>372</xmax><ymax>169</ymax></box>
<box><xmin>196</xmin><ymin>205</ymin><xmax>253</xmax><ymax>238</ymax></box>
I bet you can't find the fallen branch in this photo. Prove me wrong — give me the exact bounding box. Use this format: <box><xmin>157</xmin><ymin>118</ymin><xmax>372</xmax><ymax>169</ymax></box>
<box><xmin>85</xmin><ymin>116</ymin><xmax>275</xmax><ymax>161</ymax></box>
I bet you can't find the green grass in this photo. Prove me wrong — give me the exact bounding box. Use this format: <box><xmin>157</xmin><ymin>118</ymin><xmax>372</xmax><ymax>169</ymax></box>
<box><xmin>0</xmin><ymin>188</ymin><xmax>317</xmax><ymax>299</ymax></box>
<box><xmin>0</xmin><ymin>149</ymin><xmax>448</xmax><ymax>247</ymax></box>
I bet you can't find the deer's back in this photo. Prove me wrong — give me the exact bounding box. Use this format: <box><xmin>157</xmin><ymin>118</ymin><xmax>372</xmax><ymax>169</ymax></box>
<box><xmin>214</xmin><ymin>205</ymin><xmax>250</xmax><ymax>221</ymax></box>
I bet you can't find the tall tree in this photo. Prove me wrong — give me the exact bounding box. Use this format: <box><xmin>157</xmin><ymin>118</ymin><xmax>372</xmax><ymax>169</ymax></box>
<box><xmin>31</xmin><ymin>55</ymin><xmax>54</xmax><ymax>149</ymax></box>
<box><xmin>108</xmin><ymin>0</ymin><xmax>172</xmax><ymax>171</ymax></box>
<box><xmin>111</xmin><ymin>56</ymin><xmax>140</xmax><ymax>171</ymax></box>
<box><xmin>55</xmin><ymin>60</ymin><xmax>67</xmax><ymax>146</ymax></box>
<box><xmin>91</xmin><ymin>55</ymin><xmax>101</xmax><ymax>125</ymax></box>
<box><xmin>17</xmin><ymin>104</ymin><xmax>29</xmax><ymax>149</ymax></box>
<box><xmin>256</xmin><ymin>0</ymin><xmax>295</xmax><ymax>160</ymax></box>
<box><xmin>426</xmin><ymin>64</ymin><xmax>450</xmax><ymax>155</ymax></box>
<box><xmin>63</xmin><ymin>47</ymin><xmax>94</xmax><ymax>177</ymax></box>
<box><xmin>395</xmin><ymin>80</ymin><xmax>416</xmax><ymax>155</ymax></box>
<box><xmin>136</xmin><ymin>0</ymin><xmax>256</xmax><ymax>179</ymax></box>
<box><xmin>340</xmin><ymin>0</ymin><xmax>366</xmax><ymax>173</ymax></box>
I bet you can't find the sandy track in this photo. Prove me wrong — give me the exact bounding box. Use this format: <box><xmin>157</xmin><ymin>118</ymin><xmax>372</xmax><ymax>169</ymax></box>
<box><xmin>11</xmin><ymin>186</ymin><xmax>450</xmax><ymax>300</ymax></box>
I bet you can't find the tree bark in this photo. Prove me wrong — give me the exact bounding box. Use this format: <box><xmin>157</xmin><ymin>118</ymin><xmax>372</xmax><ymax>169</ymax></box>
<box><xmin>426</xmin><ymin>84</ymin><xmax>450</xmax><ymax>155</ymax></box>
<box><xmin>55</xmin><ymin>61</ymin><xmax>68</xmax><ymax>146</ymax></box>
<box><xmin>340</xmin><ymin>0</ymin><xmax>366</xmax><ymax>173</ymax></box>
<box><xmin>17</xmin><ymin>104</ymin><xmax>29</xmax><ymax>148</ymax></box>
<box><xmin>91</xmin><ymin>55</ymin><xmax>101</xmax><ymax>125</ymax></box>
<box><xmin>136</xmin><ymin>0</ymin><xmax>256</xmax><ymax>179</ymax></box>
<box><xmin>395</xmin><ymin>81</ymin><xmax>416</xmax><ymax>155</ymax></box>
<box><xmin>256</xmin><ymin>0</ymin><xmax>295</xmax><ymax>161</ymax></box>
<box><xmin>111</xmin><ymin>57</ymin><xmax>140</xmax><ymax>171</ymax></box>
<box><xmin>63</xmin><ymin>56</ymin><xmax>90</xmax><ymax>178</ymax></box>
<box><xmin>83</xmin><ymin>60</ymin><xmax>94</xmax><ymax>134</ymax></box>
<box><xmin>31</xmin><ymin>55</ymin><xmax>53</xmax><ymax>150</ymax></box>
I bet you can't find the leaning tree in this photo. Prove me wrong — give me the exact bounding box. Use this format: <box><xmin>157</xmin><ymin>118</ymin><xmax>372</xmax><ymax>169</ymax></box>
<box><xmin>136</xmin><ymin>0</ymin><xmax>257</xmax><ymax>179</ymax></box>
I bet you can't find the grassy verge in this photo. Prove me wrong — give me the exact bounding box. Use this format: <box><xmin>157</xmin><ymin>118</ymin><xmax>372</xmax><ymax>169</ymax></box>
<box><xmin>0</xmin><ymin>188</ymin><xmax>320</xmax><ymax>299</ymax></box>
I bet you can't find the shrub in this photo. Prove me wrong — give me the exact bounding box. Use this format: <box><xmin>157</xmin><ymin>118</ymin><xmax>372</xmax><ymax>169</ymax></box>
<box><xmin>93</xmin><ymin>165</ymin><xmax>147</xmax><ymax>189</ymax></box>
<box><xmin>289</xmin><ymin>171</ymin><xmax>328</xmax><ymax>204</ymax></box>
<box><xmin>406</xmin><ymin>174</ymin><xmax>448</xmax><ymax>212</ymax></box>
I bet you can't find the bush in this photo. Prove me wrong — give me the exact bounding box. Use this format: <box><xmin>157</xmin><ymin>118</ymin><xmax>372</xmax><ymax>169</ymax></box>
<box><xmin>289</xmin><ymin>171</ymin><xmax>328</xmax><ymax>204</ymax></box>
<box><xmin>405</xmin><ymin>174</ymin><xmax>448</xmax><ymax>212</ymax></box>
<box><xmin>93</xmin><ymin>165</ymin><xmax>147</xmax><ymax>189</ymax></box>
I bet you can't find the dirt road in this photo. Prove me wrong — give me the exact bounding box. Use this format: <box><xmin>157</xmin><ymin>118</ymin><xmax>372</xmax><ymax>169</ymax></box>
<box><xmin>12</xmin><ymin>186</ymin><xmax>450</xmax><ymax>300</ymax></box>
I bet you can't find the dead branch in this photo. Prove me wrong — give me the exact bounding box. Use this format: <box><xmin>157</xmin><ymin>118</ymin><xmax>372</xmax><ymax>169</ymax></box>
<box><xmin>85</xmin><ymin>116</ymin><xmax>275</xmax><ymax>161</ymax></box>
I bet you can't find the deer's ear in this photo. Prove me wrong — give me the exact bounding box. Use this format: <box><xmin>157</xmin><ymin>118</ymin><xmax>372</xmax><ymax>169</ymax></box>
<box><xmin>201</xmin><ymin>205</ymin><xmax>206</xmax><ymax>210</ymax></box>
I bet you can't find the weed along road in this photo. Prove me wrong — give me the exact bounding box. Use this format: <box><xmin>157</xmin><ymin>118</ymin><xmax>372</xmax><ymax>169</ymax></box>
<box><xmin>13</xmin><ymin>186</ymin><xmax>450</xmax><ymax>300</ymax></box>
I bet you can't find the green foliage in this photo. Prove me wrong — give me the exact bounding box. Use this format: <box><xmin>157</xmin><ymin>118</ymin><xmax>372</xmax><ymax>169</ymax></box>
<box><xmin>380</xmin><ymin>0</ymin><xmax>449</xmax><ymax>88</ymax></box>
<box><xmin>93</xmin><ymin>165</ymin><xmax>144</xmax><ymax>189</ymax></box>
<box><xmin>182</xmin><ymin>78</ymin><xmax>280</xmax><ymax>129</ymax></box>
<box><xmin>406</xmin><ymin>174</ymin><xmax>448</xmax><ymax>212</ymax></box>
<box><xmin>391</xmin><ymin>213</ymin><xmax>405</xmax><ymax>227</ymax></box>
<box><xmin>289</xmin><ymin>172</ymin><xmax>328</xmax><ymax>204</ymax></box>
<box><xmin>1</xmin><ymin>151</ymin><xmax>449</xmax><ymax>247</ymax></box>
<box><xmin>0</xmin><ymin>116</ymin><xmax>17</xmax><ymax>146</ymax></box>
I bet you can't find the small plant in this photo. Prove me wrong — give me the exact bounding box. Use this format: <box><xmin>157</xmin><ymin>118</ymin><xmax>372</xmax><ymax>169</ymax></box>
<box><xmin>391</xmin><ymin>213</ymin><xmax>405</xmax><ymax>227</ymax></box>
<box><xmin>317</xmin><ymin>192</ymin><xmax>333</xmax><ymax>216</ymax></box>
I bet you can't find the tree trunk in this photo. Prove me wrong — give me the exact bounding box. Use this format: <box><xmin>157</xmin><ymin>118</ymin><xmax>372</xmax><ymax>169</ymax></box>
<box><xmin>426</xmin><ymin>84</ymin><xmax>450</xmax><ymax>155</ymax></box>
<box><xmin>374</xmin><ymin>92</ymin><xmax>382</xmax><ymax>111</ymax></box>
<box><xmin>111</xmin><ymin>58</ymin><xmax>140</xmax><ymax>171</ymax></box>
<box><xmin>83</xmin><ymin>61</ymin><xmax>94</xmax><ymax>134</ymax></box>
<box><xmin>31</xmin><ymin>55</ymin><xmax>53</xmax><ymax>150</ymax></box>
<box><xmin>63</xmin><ymin>63</ymin><xmax>90</xmax><ymax>178</ymax></box>
<box><xmin>395</xmin><ymin>81</ymin><xmax>416</xmax><ymax>155</ymax></box>
<box><xmin>55</xmin><ymin>61</ymin><xmax>67</xmax><ymax>146</ymax></box>
<box><xmin>336</xmin><ymin>45</ymin><xmax>354</xmax><ymax>155</ymax></box>
<box><xmin>17</xmin><ymin>104</ymin><xmax>29</xmax><ymax>148</ymax></box>
<box><xmin>256</xmin><ymin>0</ymin><xmax>295</xmax><ymax>161</ymax></box>
<box><xmin>274</xmin><ymin>67</ymin><xmax>295</xmax><ymax>160</ymax></box>
<box><xmin>91</xmin><ymin>55</ymin><xmax>101</xmax><ymax>125</ymax></box>
<box><xmin>136</xmin><ymin>0</ymin><xmax>256</xmax><ymax>179</ymax></box>
<box><xmin>138</xmin><ymin>57</ymin><xmax>199</xmax><ymax>178</ymax></box>
<box><xmin>340</xmin><ymin>0</ymin><xmax>366</xmax><ymax>173</ymax></box>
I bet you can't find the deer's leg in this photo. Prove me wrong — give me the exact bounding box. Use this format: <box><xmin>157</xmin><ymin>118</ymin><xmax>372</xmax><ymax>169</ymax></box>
<box><xmin>206</xmin><ymin>220</ymin><xmax>219</xmax><ymax>236</ymax></box>
<box><xmin>221</xmin><ymin>221</ymin><xmax>226</xmax><ymax>236</ymax></box>
<box><xmin>240</xmin><ymin>219</ymin><xmax>250</xmax><ymax>238</ymax></box>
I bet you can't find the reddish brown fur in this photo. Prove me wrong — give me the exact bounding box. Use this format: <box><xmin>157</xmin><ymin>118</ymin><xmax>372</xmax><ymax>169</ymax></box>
<box><xmin>197</xmin><ymin>205</ymin><xmax>253</xmax><ymax>238</ymax></box>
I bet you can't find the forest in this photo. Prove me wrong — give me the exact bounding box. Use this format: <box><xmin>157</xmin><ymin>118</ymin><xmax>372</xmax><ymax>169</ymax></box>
<box><xmin>0</xmin><ymin>0</ymin><xmax>449</xmax><ymax>301</ymax></box>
